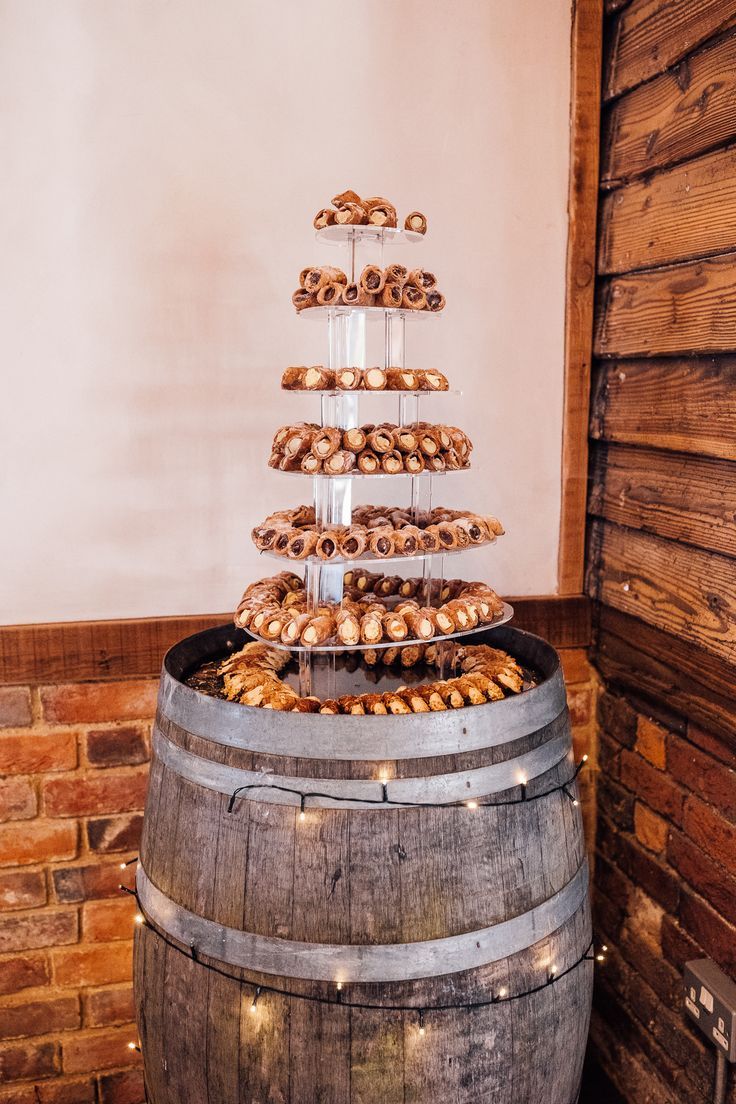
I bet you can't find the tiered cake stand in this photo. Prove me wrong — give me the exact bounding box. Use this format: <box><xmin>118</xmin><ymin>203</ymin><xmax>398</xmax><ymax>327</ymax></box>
<box><xmin>249</xmin><ymin>222</ymin><xmax>512</xmax><ymax>701</ymax></box>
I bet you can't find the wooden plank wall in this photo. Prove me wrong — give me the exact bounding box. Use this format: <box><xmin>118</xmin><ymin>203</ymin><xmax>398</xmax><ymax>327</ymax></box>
<box><xmin>588</xmin><ymin>1</ymin><xmax>736</xmax><ymax>1099</ymax></box>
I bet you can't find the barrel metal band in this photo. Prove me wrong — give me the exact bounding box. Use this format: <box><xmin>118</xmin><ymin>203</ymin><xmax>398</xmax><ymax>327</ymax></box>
<box><xmin>136</xmin><ymin>861</ymin><xmax>589</xmax><ymax>983</ymax></box>
<box><xmin>158</xmin><ymin>665</ymin><xmax>568</xmax><ymax>761</ymax></box>
<box><xmin>153</xmin><ymin>725</ymin><xmax>571</xmax><ymax>809</ymax></box>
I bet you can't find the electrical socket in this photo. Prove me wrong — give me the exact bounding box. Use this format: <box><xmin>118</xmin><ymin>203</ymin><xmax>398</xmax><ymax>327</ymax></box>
<box><xmin>684</xmin><ymin>959</ymin><xmax>736</xmax><ymax>1061</ymax></box>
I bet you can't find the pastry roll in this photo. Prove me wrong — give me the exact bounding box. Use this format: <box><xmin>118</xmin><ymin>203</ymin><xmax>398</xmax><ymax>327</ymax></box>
<box><xmin>361</xmin><ymin>648</ymin><xmax>379</xmax><ymax>666</ymax></box>
<box><xmin>301</xmin><ymin>454</ymin><xmax>323</xmax><ymax>475</ymax></box>
<box><xmin>311</xmin><ymin>428</ymin><xmax>343</xmax><ymax>459</ymax></box>
<box><xmin>364</xmin><ymin>197</ymin><xmax>397</xmax><ymax>227</ymax></box>
<box><xmin>380</xmin><ymin>284</ymin><xmax>403</xmax><ymax>308</ymax></box>
<box><xmin>252</xmin><ymin>524</ymin><xmax>284</xmax><ymax>551</ymax></box>
<box><xmin>336</xmin><ymin>609</ymin><xmax>361</xmax><ymax>646</ymax></box>
<box><xmin>332</xmin><ymin>189</ymin><xmax>362</xmax><ymax>207</ymax></box>
<box><xmin>340</xmin><ymin>696</ymin><xmax>366</xmax><ymax>715</ymax></box>
<box><xmin>404</xmin><ymin>608</ymin><xmax>436</xmax><ymax>640</ymax></box>
<box><xmin>280</xmin><ymin>612</ymin><xmax>312</xmax><ymax>645</ymax></box>
<box><xmin>292</xmin><ymin>697</ymin><xmax>322</xmax><ymax>713</ymax></box>
<box><xmin>438</xmin><ymin>681</ymin><xmax>466</xmax><ymax>709</ymax></box>
<box><xmin>286</xmin><ymin>532</ymin><xmax>318</xmax><ymax>560</ymax></box>
<box><xmin>392</xmin><ymin>526</ymin><xmax>420</xmax><ymax>555</ymax></box>
<box><xmin>368</xmin><ymin>527</ymin><xmax>396</xmax><ymax>558</ymax></box>
<box><xmin>340</xmin><ymin>528</ymin><xmax>368</xmax><ymax>558</ymax></box>
<box><xmin>300</xmin><ymin>614</ymin><xmax>336</xmax><ymax>646</ymax></box>
<box><xmin>320</xmin><ymin>699</ymin><xmax>341</xmax><ymax>714</ymax></box>
<box><xmin>383</xmin><ymin>612</ymin><xmax>409</xmax><ymax>641</ymax></box>
<box><xmin>402</xmin><ymin>284</ymin><xmax>427</xmax><ymax>311</ymax></box>
<box><xmin>284</xmin><ymin>425</ymin><xmax>315</xmax><ymax>459</ymax></box>
<box><xmin>359</xmin><ymin>265</ymin><xmax>386</xmax><ymax>295</ymax></box>
<box><xmin>381</xmin><ymin>646</ymin><xmax>401</xmax><ymax>665</ymax></box>
<box><xmin>279</xmin><ymin>453</ymin><xmax>307</xmax><ymax>472</ymax></box>
<box><xmin>404</xmin><ymin>451</ymin><xmax>425</xmax><ymax>475</ymax></box>
<box><xmin>374</xmin><ymin>575</ymin><xmax>402</xmax><ymax>597</ymax></box>
<box><xmin>360</xmin><ymin>611</ymin><xmax>384</xmax><ymax>645</ymax></box>
<box><xmin>427</xmin><ymin>454</ymin><xmax>446</xmax><ymax>472</ymax></box>
<box><xmin>455</xmin><ymin>517</ymin><xmax>487</xmax><ymax>544</ymax></box>
<box><xmin>303</xmin><ymin>365</ymin><xmax>335</xmax><ymax>390</ymax></box>
<box><xmin>343</xmin><ymin>427</ymin><xmax>367</xmax><ymax>452</ymax></box>
<box><xmin>395</xmin><ymin>428</ymin><xmax>418</xmax><ymax>452</ymax></box>
<box><xmin>465</xmin><ymin>673</ymin><xmax>505</xmax><ymax>701</ymax></box>
<box><xmin>357</xmin><ymin>450</ymin><xmax>380</xmax><ymax>475</ymax></box>
<box><xmin>400</xmin><ymin>688</ymin><xmax>430</xmax><ymax>713</ymax></box>
<box><xmin>417</xmin><ymin>527</ymin><xmax>440</xmax><ymax>553</ymax></box>
<box><xmin>422</xmin><ymin>686</ymin><xmax>448</xmax><ymax>711</ymax></box>
<box><xmin>268</xmin><ymin>450</ymin><xmax>282</xmax><ymax>469</ymax></box>
<box><xmin>361</xmin><ymin>693</ymin><xmax>388</xmax><ymax>715</ymax></box>
<box><xmin>383</xmin><ymin>693</ymin><xmax>411</xmax><ymax>715</ymax></box>
<box><xmin>436</xmin><ymin>426</ymin><xmax>453</xmax><ymax>450</ymax></box>
<box><xmin>317</xmin><ymin>282</ymin><xmax>343</xmax><ymax>306</ymax></box>
<box><xmin>445</xmin><ymin>599</ymin><xmax>472</xmax><ymax>630</ymax></box>
<box><xmin>381</xmin><ymin>450</ymin><xmax>404</xmax><ymax>474</ymax></box>
<box><xmin>426</xmin><ymin>290</ymin><xmax>446</xmax><ymax>312</ymax></box>
<box><xmin>324</xmin><ymin>450</ymin><xmax>356</xmax><ymax>475</ymax></box>
<box><xmin>416</xmin><ymin>428</ymin><xmax>440</xmax><ymax>456</ymax></box>
<box><xmin>485</xmin><ymin>514</ymin><xmax>505</xmax><ymax>536</ymax></box>
<box><xmin>313</xmin><ymin>208</ymin><xmax>335</xmax><ymax>230</ymax></box>
<box><xmin>272</xmin><ymin>424</ymin><xmax>294</xmax><ymax>449</ymax></box>
<box><xmin>421</xmin><ymin>370</ymin><xmax>449</xmax><ymax>391</ymax></box>
<box><xmin>367</xmin><ymin>426</ymin><xmax>394</xmax><ymax>453</ymax></box>
<box><xmin>399</xmin><ymin>643</ymin><xmax>425</xmax><ymax>667</ymax></box>
<box><xmin>385</xmin><ymin>263</ymin><xmax>407</xmax><ymax>285</ymax></box>
<box><xmin>363</xmin><ymin>367</ymin><xmax>387</xmax><ymax>391</ymax></box>
<box><xmin>281</xmin><ymin>366</ymin><xmax>306</xmax><ymax>389</ymax></box>
<box><xmin>342</xmin><ymin>283</ymin><xmax>375</xmax><ymax>306</ymax></box>
<box><xmin>444</xmin><ymin>448</ymin><xmax>463</xmax><ymax>470</ymax></box>
<box><xmin>292</xmin><ymin>288</ymin><xmax>315</xmax><ymax>312</ymax></box>
<box><xmin>404</xmin><ymin>211</ymin><xmax>427</xmax><ymax>235</ymax></box>
<box><xmin>334</xmin><ymin>202</ymin><xmax>367</xmax><ymax>225</ymax></box>
<box><xmin>407</xmin><ymin>269</ymin><xmax>437</xmax><ymax>291</ymax></box>
<box><xmin>298</xmin><ymin>268</ymin><xmax>312</xmax><ymax>289</ymax></box>
<box><xmin>273</xmin><ymin>530</ymin><xmax>295</xmax><ymax>555</ymax></box>
<box><xmin>336</xmin><ymin>367</ymin><xmax>362</xmax><ymax>390</ymax></box>
<box><xmin>315</xmin><ymin>531</ymin><xmax>343</xmax><ymax>560</ymax></box>
<box><xmin>433</xmin><ymin>608</ymin><xmax>456</xmax><ymax>635</ymax></box>
<box><xmin>456</xmin><ymin>677</ymin><xmax>486</xmax><ymax>706</ymax></box>
<box><xmin>304</xmin><ymin>266</ymin><xmax>347</xmax><ymax>292</ymax></box>
<box><xmin>398</xmin><ymin>577</ymin><xmax>420</xmax><ymax>598</ymax></box>
<box><xmin>353</xmin><ymin>569</ymin><xmax>381</xmax><ymax>592</ymax></box>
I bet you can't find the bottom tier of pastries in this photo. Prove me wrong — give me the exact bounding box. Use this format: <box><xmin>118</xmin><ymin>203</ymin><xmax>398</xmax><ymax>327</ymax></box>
<box><xmin>186</xmin><ymin>640</ymin><xmax>526</xmax><ymax>713</ymax></box>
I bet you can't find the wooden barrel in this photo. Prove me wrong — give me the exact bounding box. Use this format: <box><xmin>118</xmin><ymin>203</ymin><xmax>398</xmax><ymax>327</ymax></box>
<box><xmin>134</xmin><ymin>625</ymin><xmax>593</xmax><ymax>1104</ymax></box>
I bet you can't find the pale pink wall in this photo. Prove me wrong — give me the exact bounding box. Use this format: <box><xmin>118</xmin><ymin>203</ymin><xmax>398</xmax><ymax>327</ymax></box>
<box><xmin>1</xmin><ymin>0</ymin><xmax>571</xmax><ymax>623</ymax></box>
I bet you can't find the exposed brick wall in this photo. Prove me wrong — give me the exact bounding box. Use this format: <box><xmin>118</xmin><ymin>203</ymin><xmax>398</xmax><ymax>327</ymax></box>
<box><xmin>590</xmin><ymin>690</ymin><xmax>736</xmax><ymax>1104</ymax></box>
<box><xmin>0</xmin><ymin>652</ymin><xmax>598</xmax><ymax>1101</ymax></box>
<box><xmin>0</xmin><ymin>681</ymin><xmax>153</xmax><ymax>1103</ymax></box>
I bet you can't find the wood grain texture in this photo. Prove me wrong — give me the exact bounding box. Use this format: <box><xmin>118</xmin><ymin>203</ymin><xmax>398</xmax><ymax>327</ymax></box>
<box><xmin>590</xmin><ymin>357</ymin><xmax>736</xmax><ymax>457</ymax></box>
<box><xmin>599</xmin><ymin>144</ymin><xmax>736</xmax><ymax>274</ymax></box>
<box><xmin>595</xmin><ymin>253</ymin><xmax>736</xmax><ymax>357</ymax></box>
<box><xmin>604</xmin><ymin>0</ymin><xmax>736</xmax><ymax>100</ymax></box>
<box><xmin>588</xmin><ymin>519</ymin><xmax>736</xmax><ymax>663</ymax></box>
<box><xmin>0</xmin><ymin>597</ymin><xmax>592</xmax><ymax>685</ymax></box>
<box><xmin>596</xmin><ymin>606</ymin><xmax>736</xmax><ymax>747</ymax></box>
<box><xmin>589</xmin><ymin>442</ymin><xmax>736</xmax><ymax>557</ymax></box>
<box><xmin>602</xmin><ymin>30</ymin><xmax>736</xmax><ymax>185</ymax></box>
<box><xmin>560</xmin><ymin>0</ymin><xmax>604</xmax><ymax>594</ymax></box>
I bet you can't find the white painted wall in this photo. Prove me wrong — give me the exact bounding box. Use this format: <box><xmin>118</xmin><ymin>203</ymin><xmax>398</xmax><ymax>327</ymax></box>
<box><xmin>0</xmin><ymin>0</ymin><xmax>571</xmax><ymax>624</ymax></box>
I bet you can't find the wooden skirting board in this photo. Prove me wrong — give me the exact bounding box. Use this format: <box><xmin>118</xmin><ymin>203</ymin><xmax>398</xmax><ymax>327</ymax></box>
<box><xmin>0</xmin><ymin>595</ymin><xmax>592</xmax><ymax>686</ymax></box>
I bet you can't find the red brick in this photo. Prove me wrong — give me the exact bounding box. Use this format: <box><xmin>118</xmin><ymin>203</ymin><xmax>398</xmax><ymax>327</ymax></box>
<box><xmin>0</xmin><ymin>908</ymin><xmax>78</xmax><ymax>954</ymax></box>
<box><xmin>82</xmin><ymin>898</ymin><xmax>137</xmax><ymax>943</ymax></box>
<box><xmin>52</xmin><ymin>859</ymin><xmax>134</xmax><ymax>904</ymax></box>
<box><xmin>683</xmin><ymin>794</ymin><xmax>736</xmax><ymax>875</ymax></box>
<box><xmin>84</xmin><ymin>727</ymin><xmax>149</xmax><ymax>769</ymax></box>
<box><xmin>679</xmin><ymin>887</ymin><xmax>736</xmax><ymax>975</ymax></box>
<box><xmin>567</xmin><ymin>686</ymin><xmax>593</xmax><ymax>728</ymax></box>
<box><xmin>559</xmin><ymin>649</ymin><xmax>592</xmax><ymax>685</ymax></box>
<box><xmin>0</xmin><ymin>732</ymin><xmax>77</xmax><ymax>776</ymax></box>
<box><xmin>61</xmin><ymin>1024</ymin><xmax>142</xmax><ymax>1075</ymax></box>
<box><xmin>668</xmin><ymin>732</ymin><xmax>736</xmax><ymax>819</ymax></box>
<box><xmin>598</xmin><ymin>691</ymin><xmax>637</xmax><ymax>747</ymax></box>
<box><xmin>661</xmin><ymin>914</ymin><xmax>704</xmax><ymax>972</ymax></box>
<box><xmin>40</xmin><ymin>682</ymin><xmax>157</xmax><ymax>725</ymax></box>
<box><xmin>37</xmin><ymin>1081</ymin><xmax>96</xmax><ymax>1103</ymax></box>
<box><xmin>620</xmin><ymin>750</ymin><xmax>685</xmax><ymax>824</ymax></box>
<box><xmin>0</xmin><ymin>1038</ymin><xmax>59</xmax><ymax>1081</ymax></box>
<box><xmin>0</xmin><ymin>1087</ymin><xmax>35</xmax><ymax>1103</ymax></box>
<box><xmin>597</xmin><ymin>730</ymin><xmax>621</xmax><ymax>779</ymax></box>
<box><xmin>0</xmin><ymin>689</ymin><xmax>32</xmax><ymax>729</ymax></box>
<box><xmin>98</xmin><ymin>1068</ymin><xmax>146</xmax><ymax>1104</ymax></box>
<box><xmin>598</xmin><ymin>775</ymin><xmax>635</xmax><ymax>832</ymax></box>
<box><xmin>668</xmin><ymin>828</ymin><xmax>736</xmax><ymax>921</ymax></box>
<box><xmin>634</xmin><ymin>803</ymin><xmax>668</xmax><ymax>854</ymax></box>
<box><xmin>0</xmin><ymin>952</ymin><xmax>50</xmax><ymax>996</ymax></box>
<box><xmin>52</xmin><ymin>942</ymin><xmax>133</xmax><ymax>988</ymax></box>
<box><xmin>0</xmin><ymin>995</ymin><xmax>80</xmax><ymax>1040</ymax></box>
<box><xmin>686</xmin><ymin>724</ymin><xmax>734</xmax><ymax>768</ymax></box>
<box><xmin>83</xmin><ymin>985</ymin><xmax>134</xmax><ymax>1028</ymax></box>
<box><xmin>85</xmin><ymin>814</ymin><xmax>143</xmax><ymax>855</ymax></box>
<box><xmin>0</xmin><ymin>821</ymin><xmax>78</xmax><ymax>867</ymax></box>
<box><xmin>0</xmin><ymin>870</ymin><xmax>46</xmax><ymax>912</ymax></box>
<box><xmin>0</xmin><ymin>779</ymin><xmax>36</xmax><ymax>823</ymax></box>
<box><xmin>635</xmin><ymin>716</ymin><xmax>667</xmax><ymax>769</ymax></box>
<box><xmin>42</xmin><ymin>771</ymin><xmax>148</xmax><ymax>818</ymax></box>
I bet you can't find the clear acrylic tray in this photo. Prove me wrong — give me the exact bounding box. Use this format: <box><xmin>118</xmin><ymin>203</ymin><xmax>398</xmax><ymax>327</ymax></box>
<box><xmin>246</xmin><ymin>603</ymin><xmax>514</xmax><ymax>654</ymax></box>
<box><xmin>283</xmin><ymin>387</ymin><xmax>461</xmax><ymax>398</ymax></box>
<box><xmin>258</xmin><ymin>542</ymin><xmax>488</xmax><ymax>569</ymax></box>
<box><xmin>316</xmin><ymin>225</ymin><xmax>425</xmax><ymax>246</ymax></box>
<box><xmin>277</xmin><ymin>467</ymin><xmax>467</xmax><ymax>480</ymax></box>
<box><xmin>299</xmin><ymin>305</ymin><xmax>441</xmax><ymax>322</ymax></box>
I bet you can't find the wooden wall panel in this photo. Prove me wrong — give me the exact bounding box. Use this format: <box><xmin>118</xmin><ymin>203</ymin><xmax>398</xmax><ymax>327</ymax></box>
<box><xmin>599</xmin><ymin>145</ymin><xmax>736</xmax><ymax>274</ymax></box>
<box><xmin>604</xmin><ymin>0</ymin><xmax>736</xmax><ymax>100</ymax></box>
<box><xmin>589</xmin><ymin>520</ymin><xmax>736</xmax><ymax>664</ymax></box>
<box><xmin>590</xmin><ymin>358</ymin><xmax>736</xmax><ymax>457</ymax></box>
<box><xmin>602</xmin><ymin>32</ymin><xmax>736</xmax><ymax>185</ymax></box>
<box><xmin>595</xmin><ymin>253</ymin><xmax>736</xmax><ymax>357</ymax></box>
<box><xmin>589</xmin><ymin>442</ymin><xmax>736</xmax><ymax>557</ymax></box>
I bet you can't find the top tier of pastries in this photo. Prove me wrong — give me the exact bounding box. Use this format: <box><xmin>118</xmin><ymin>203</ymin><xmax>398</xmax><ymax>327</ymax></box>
<box><xmin>313</xmin><ymin>189</ymin><xmax>427</xmax><ymax>234</ymax></box>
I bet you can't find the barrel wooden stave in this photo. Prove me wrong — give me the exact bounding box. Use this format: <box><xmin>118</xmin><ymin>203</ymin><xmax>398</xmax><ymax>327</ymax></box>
<box><xmin>135</xmin><ymin>626</ymin><xmax>592</xmax><ymax>1104</ymax></box>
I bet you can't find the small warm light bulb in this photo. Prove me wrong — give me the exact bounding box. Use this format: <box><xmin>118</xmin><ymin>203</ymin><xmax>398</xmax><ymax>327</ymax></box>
<box><xmin>596</xmin><ymin>954</ymin><xmax>605</xmax><ymax>962</ymax></box>
<box><xmin>602</xmin><ymin>945</ymin><xmax>608</xmax><ymax>952</ymax></box>
<box><xmin>549</xmin><ymin>965</ymin><xmax>557</xmax><ymax>977</ymax></box>
<box><xmin>299</xmin><ymin>811</ymin><xmax>306</xmax><ymax>821</ymax></box>
<box><xmin>582</xmin><ymin>754</ymin><xmax>589</xmax><ymax>763</ymax></box>
<box><xmin>336</xmin><ymin>981</ymin><xmax>343</xmax><ymax>991</ymax></box>
<box><xmin>418</xmin><ymin>1010</ymin><xmax>426</xmax><ymax>1037</ymax></box>
<box><xmin>250</xmin><ymin>986</ymin><xmax>261</xmax><ymax>1014</ymax></box>
<box><xmin>573</xmin><ymin>798</ymin><xmax>579</xmax><ymax>807</ymax></box>
<box><xmin>119</xmin><ymin>862</ymin><xmax>127</xmax><ymax>870</ymax></box>
<box><xmin>127</xmin><ymin>1042</ymin><xmax>137</xmax><ymax>1051</ymax></box>
<box><xmin>498</xmin><ymin>987</ymin><xmax>507</xmax><ymax>999</ymax></box>
<box><xmin>518</xmin><ymin>772</ymin><xmax>527</xmax><ymax>786</ymax></box>
<box><xmin>466</xmin><ymin>800</ymin><xmax>478</xmax><ymax>810</ymax></box>
<box><xmin>299</xmin><ymin>795</ymin><xmax>306</xmax><ymax>821</ymax></box>
<box><xmin>134</xmin><ymin>913</ymin><xmax>144</xmax><ymax>925</ymax></box>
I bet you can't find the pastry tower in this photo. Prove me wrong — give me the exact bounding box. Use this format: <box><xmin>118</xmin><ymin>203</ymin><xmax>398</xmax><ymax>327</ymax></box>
<box><xmin>231</xmin><ymin>191</ymin><xmax>516</xmax><ymax>711</ymax></box>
